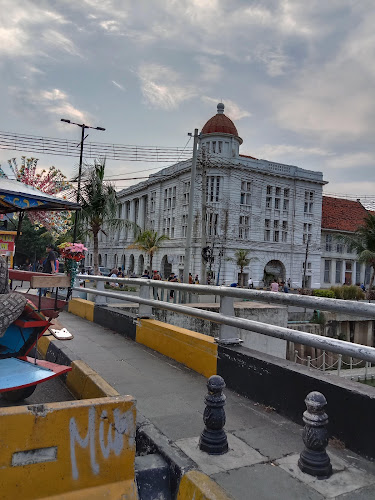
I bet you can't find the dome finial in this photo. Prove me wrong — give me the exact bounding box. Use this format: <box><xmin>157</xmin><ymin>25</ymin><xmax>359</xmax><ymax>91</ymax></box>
<box><xmin>217</xmin><ymin>102</ymin><xmax>224</xmax><ymax>114</ymax></box>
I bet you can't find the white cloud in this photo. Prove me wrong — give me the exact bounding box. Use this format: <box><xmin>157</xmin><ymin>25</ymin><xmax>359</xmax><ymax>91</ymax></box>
<box><xmin>260</xmin><ymin>144</ymin><xmax>331</xmax><ymax>159</ymax></box>
<box><xmin>202</xmin><ymin>97</ymin><xmax>251</xmax><ymax>121</ymax></box>
<box><xmin>138</xmin><ymin>64</ymin><xmax>197</xmax><ymax>110</ymax></box>
<box><xmin>111</xmin><ymin>80</ymin><xmax>125</xmax><ymax>91</ymax></box>
<box><xmin>325</xmin><ymin>152</ymin><xmax>375</xmax><ymax>170</ymax></box>
<box><xmin>9</xmin><ymin>86</ymin><xmax>91</xmax><ymax>124</ymax></box>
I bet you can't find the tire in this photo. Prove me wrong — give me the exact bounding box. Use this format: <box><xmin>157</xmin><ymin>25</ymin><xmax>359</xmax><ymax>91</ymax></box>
<box><xmin>1</xmin><ymin>385</ymin><xmax>37</xmax><ymax>402</ymax></box>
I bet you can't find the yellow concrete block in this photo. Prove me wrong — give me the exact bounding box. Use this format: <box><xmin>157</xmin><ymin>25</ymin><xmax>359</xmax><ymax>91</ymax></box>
<box><xmin>37</xmin><ymin>335</ymin><xmax>51</xmax><ymax>358</ymax></box>
<box><xmin>0</xmin><ymin>396</ymin><xmax>137</xmax><ymax>500</ymax></box>
<box><xmin>177</xmin><ymin>470</ymin><xmax>233</xmax><ymax>500</ymax></box>
<box><xmin>43</xmin><ymin>479</ymin><xmax>139</xmax><ymax>499</ymax></box>
<box><xmin>68</xmin><ymin>298</ymin><xmax>94</xmax><ymax>322</ymax></box>
<box><xmin>66</xmin><ymin>360</ymin><xmax>119</xmax><ymax>400</ymax></box>
<box><xmin>136</xmin><ymin>319</ymin><xmax>217</xmax><ymax>378</ymax></box>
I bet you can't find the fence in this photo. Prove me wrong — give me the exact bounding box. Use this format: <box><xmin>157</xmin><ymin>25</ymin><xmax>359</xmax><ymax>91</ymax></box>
<box><xmin>74</xmin><ymin>275</ymin><xmax>375</xmax><ymax>364</ymax></box>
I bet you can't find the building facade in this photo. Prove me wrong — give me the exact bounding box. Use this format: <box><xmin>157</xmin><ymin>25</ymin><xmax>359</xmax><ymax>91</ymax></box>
<box><xmin>87</xmin><ymin>103</ymin><xmax>326</xmax><ymax>287</ymax></box>
<box><xmin>320</xmin><ymin>196</ymin><xmax>371</xmax><ymax>288</ymax></box>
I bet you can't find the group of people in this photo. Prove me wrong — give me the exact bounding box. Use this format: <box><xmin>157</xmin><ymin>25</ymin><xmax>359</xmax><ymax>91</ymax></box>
<box><xmin>270</xmin><ymin>279</ymin><xmax>290</xmax><ymax>293</ymax></box>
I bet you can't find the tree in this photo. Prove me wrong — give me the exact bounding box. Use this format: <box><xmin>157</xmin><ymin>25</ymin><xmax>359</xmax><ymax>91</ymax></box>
<box><xmin>233</xmin><ymin>249</ymin><xmax>251</xmax><ymax>287</ymax></box>
<box><xmin>128</xmin><ymin>229</ymin><xmax>169</xmax><ymax>273</ymax></box>
<box><xmin>78</xmin><ymin>159</ymin><xmax>131</xmax><ymax>275</ymax></box>
<box><xmin>14</xmin><ymin>215</ymin><xmax>53</xmax><ymax>266</ymax></box>
<box><xmin>343</xmin><ymin>213</ymin><xmax>375</xmax><ymax>299</ymax></box>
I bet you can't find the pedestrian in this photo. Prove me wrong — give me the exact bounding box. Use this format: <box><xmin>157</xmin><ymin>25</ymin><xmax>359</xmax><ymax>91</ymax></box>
<box><xmin>152</xmin><ymin>270</ymin><xmax>161</xmax><ymax>280</ymax></box>
<box><xmin>283</xmin><ymin>281</ymin><xmax>289</xmax><ymax>293</ymax></box>
<box><xmin>287</xmin><ymin>278</ymin><xmax>291</xmax><ymax>288</ymax></box>
<box><xmin>141</xmin><ymin>269</ymin><xmax>150</xmax><ymax>279</ymax></box>
<box><xmin>194</xmin><ymin>274</ymin><xmax>199</xmax><ymax>284</ymax></box>
<box><xmin>168</xmin><ymin>272</ymin><xmax>178</xmax><ymax>299</ymax></box>
<box><xmin>189</xmin><ymin>273</ymin><xmax>193</xmax><ymax>284</ymax></box>
<box><xmin>360</xmin><ymin>283</ymin><xmax>366</xmax><ymax>292</ymax></box>
<box><xmin>117</xmin><ymin>267</ymin><xmax>124</xmax><ymax>278</ymax></box>
<box><xmin>248</xmin><ymin>277</ymin><xmax>253</xmax><ymax>289</ymax></box>
<box><xmin>270</xmin><ymin>279</ymin><xmax>279</xmax><ymax>292</ymax></box>
<box><xmin>42</xmin><ymin>244</ymin><xmax>56</xmax><ymax>296</ymax></box>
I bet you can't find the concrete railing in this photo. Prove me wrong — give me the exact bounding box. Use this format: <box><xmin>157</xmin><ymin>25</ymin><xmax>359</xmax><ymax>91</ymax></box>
<box><xmin>74</xmin><ymin>275</ymin><xmax>375</xmax><ymax>364</ymax></box>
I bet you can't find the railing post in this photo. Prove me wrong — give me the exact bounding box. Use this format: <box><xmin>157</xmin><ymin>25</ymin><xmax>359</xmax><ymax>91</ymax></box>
<box><xmin>294</xmin><ymin>350</ymin><xmax>298</xmax><ymax>363</ymax></box>
<box><xmin>95</xmin><ymin>279</ymin><xmax>107</xmax><ymax>306</ymax></box>
<box><xmin>322</xmin><ymin>351</ymin><xmax>326</xmax><ymax>371</ymax></box>
<box><xmin>350</xmin><ymin>357</ymin><xmax>353</xmax><ymax>370</ymax></box>
<box><xmin>138</xmin><ymin>282</ymin><xmax>153</xmax><ymax>319</ymax></box>
<box><xmin>337</xmin><ymin>354</ymin><xmax>342</xmax><ymax>377</ymax></box>
<box><xmin>216</xmin><ymin>295</ymin><xmax>242</xmax><ymax>345</ymax></box>
<box><xmin>365</xmin><ymin>361</ymin><xmax>369</xmax><ymax>380</ymax></box>
<box><xmin>307</xmin><ymin>356</ymin><xmax>311</xmax><ymax>368</ymax></box>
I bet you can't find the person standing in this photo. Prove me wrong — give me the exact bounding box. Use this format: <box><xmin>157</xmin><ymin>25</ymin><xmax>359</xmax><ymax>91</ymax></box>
<box><xmin>168</xmin><ymin>272</ymin><xmax>178</xmax><ymax>299</ymax></box>
<box><xmin>189</xmin><ymin>273</ymin><xmax>194</xmax><ymax>284</ymax></box>
<box><xmin>248</xmin><ymin>277</ymin><xmax>253</xmax><ymax>289</ymax></box>
<box><xmin>270</xmin><ymin>279</ymin><xmax>279</xmax><ymax>292</ymax></box>
<box><xmin>43</xmin><ymin>245</ymin><xmax>56</xmax><ymax>274</ymax></box>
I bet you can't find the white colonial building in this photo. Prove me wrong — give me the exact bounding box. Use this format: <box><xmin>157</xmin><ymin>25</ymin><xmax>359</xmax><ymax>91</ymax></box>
<box><xmin>87</xmin><ymin>103</ymin><xmax>326</xmax><ymax>287</ymax></box>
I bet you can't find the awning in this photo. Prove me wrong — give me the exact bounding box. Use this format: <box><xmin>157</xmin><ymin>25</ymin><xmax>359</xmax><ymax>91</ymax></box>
<box><xmin>0</xmin><ymin>178</ymin><xmax>80</xmax><ymax>214</ymax></box>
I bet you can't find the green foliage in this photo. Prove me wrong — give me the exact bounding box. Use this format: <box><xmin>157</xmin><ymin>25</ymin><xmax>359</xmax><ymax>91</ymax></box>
<box><xmin>104</xmin><ymin>284</ymin><xmax>136</xmax><ymax>292</ymax></box>
<box><xmin>330</xmin><ymin>285</ymin><xmax>365</xmax><ymax>300</ymax></box>
<box><xmin>313</xmin><ymin>289</ymin><xmax>335</xmax><ymax>298</ymax></box>
<box><xmin>310</xmin><ymin>310</ymin><xmax>326</xmax><ymax>325</ymax></box>
<box><xmin>15</xmin><ymin>215</ymin><xmax>54</xmax><ymax>265</ymax></box>
<box><xmin>128</xmin><ymin>229</ymin><xmax>169</xmax><ymax>272</ymax></box>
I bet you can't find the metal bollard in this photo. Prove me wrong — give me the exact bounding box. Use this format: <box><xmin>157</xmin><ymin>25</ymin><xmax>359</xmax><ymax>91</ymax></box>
<box><xmin>199</xmin><ymin>375</ymin><xmax>228</xmax><ymax>455</ymax></box>
<box><xmin>95</xmin><ymin>279</ymin><xmax>107</xmax><ymax>306</ymax></box>
<box><xmin>216</xmin><ymin>295</ymin><xmax>242</xmax><ymax>345</ymax></box>
<box><xmin>298</xmin><ymin>391</ymin><xmax>332</xmax><ymax>479</ymax></box>
<box><xmin>138</xmin><ymin>282</ymin><xmax>153</xmax><ymax>318</ymax></box>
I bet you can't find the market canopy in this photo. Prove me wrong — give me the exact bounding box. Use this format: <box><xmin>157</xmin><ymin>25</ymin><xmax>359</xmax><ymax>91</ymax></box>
<box><xmin>0</xmin><ymin>178</ymin><xmax>80</xmax><ymax>214</ymax></box>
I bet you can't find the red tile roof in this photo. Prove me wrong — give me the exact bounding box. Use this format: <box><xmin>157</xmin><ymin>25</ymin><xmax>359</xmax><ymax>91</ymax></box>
<box><xmin>322</xmin><ymin>196</ymin><xmax>368</xmax><ymax>232</ymax></box>
<box><xmin>201</xmin><ymin>113</ymin><xmax>239</xmax><ymax>137</ymax></box>
<box><xmin>239</xmin><ymin>153</ymin><xmax>258</xmax><ymax>160</ymax></box>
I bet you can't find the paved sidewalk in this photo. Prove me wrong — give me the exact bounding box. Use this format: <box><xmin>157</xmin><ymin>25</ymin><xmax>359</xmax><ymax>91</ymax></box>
<box><xmin>56</xmin><ymin>311</ymin><xmax>375</xmax><ymax>499</ymax></box>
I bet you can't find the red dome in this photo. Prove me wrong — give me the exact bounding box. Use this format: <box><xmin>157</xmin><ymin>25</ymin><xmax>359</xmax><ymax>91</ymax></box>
<box><xmin>201</xmin><ymin>103</ymin><xmax>239</xmax><ymax>137</ymax></box>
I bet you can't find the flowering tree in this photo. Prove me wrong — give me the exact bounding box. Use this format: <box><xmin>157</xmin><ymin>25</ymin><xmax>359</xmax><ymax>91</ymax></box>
<box><xmin>0</xmin><ymin>157</ymin><xmax>73</xmax><ymax>235</ymax></box>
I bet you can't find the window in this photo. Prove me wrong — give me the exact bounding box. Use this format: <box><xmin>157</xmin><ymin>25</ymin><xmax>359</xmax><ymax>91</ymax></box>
<box><xmin>274</xmin><ymin>220</ymin><xmax>279</xmax><ymax>229</ymax></box>
<box><xmin>303</xmin><ymin>223</ymin><xmax>312</xmax><ymax>244</ymax></box>
<box><xmin>275</xmin><ymin>187</ymin><xmax>281</xmax><ymax>196</ymax></box>
<box><xmin>206</xmin><ymin>213</ymin><xmax>218</xmax><ymax>236</ymax></box>
<box><xmin>324</xmin><ymin>260</ymin><xmax>331</xmax><ymax>283</ymax></box>
<box><xmin>274</xmin><ymin>198</ymin><xmax>280</xmax><ymax>209</ymax></box>
<box><xmin>212</xmin><ymin>141</ymin><xmax>216</xmax><ymax>153</ymax></box>
<box><xmin>218</xmin><ymin>141</ymin><xmax>222</xmax><ymax>153</ymax></box>
<box><xmin>304</xmin><ymin>191</ymin><xmax>314</xmax><ymax>213</ymax></box>
<box><xmin>267</xmin><ymin>185</ymin><xmax>272</xmax><ymax>195</ymax></box>
<box><xmin>325</xmin><ymin>234</ymin><xmax>332</xmax><ymax>252</ymax></box>
<box><xmin>164</xmin><ymin>186</ymin><xmax>176</xmax><ymax>210</ymax></box>
<box><xmin>171</xmin><ymin>217</ymin><xmax>175</xmax><ymax>238</ymax></box>
<box><xmin>183</xmin><ymin>181</ymin><xmax>190</xmax><ymax>205</ymax></box>
<box><xmin>265</xmin><ymin>219</ymin><xmax>270</xmax><ymax>228</ymax></box>
<box><xmin>206</xmin><ymin>176</ymin><xmax>221</xmax><ymax>202</ymax></box>
<box><xmin>150</xmin><ymin>191</ymin><xmax>156</xmax><ymax>212</ymax></box>
<box><xmin>239</xmin><ymin>216</ymin><xmax>250</xmax><ymax>239</ymax></box>
<box><xmin>266</xmin><ymin>197</ymin><xmax>272</xmax><ymax>208</ymax></box>
<box><xmin>274</xmin><ymin>231</ymin><xmax>279</xmax><ymax>242</ymax></box>
<box><xmin>282</xmin><ymin>231</ymin><xmax>288</xmax><ymax>242</ymax></box>
<box><xmin>264</xmin><ymin>230</ymin><xmax>270</xmax><ymax>241</ymax></box>
<box><xmin>182</xmin><ymin>214</ymin><xmax>188</xmax><ymax>237</ymax></box>
<box><xmin>283</xmin><ymin>199</ymin><xmax>289</xmax><ymax>211</ymax></box>
<box><xmin>356</xmin><ymin>262</ymin><xmax>361</xmax><ymax>284</ymax></box>
<box><xmin>284</xmin><ymin>188</ymin><xmax>290</xmax><ymax>198</ymax></box>
<box><xmin>240</xmin><ymin>181</ymin><xmax>251</xmax><ymax>205</ymax></box>
<box><xmin>282</xmin><ymin>221</ymin><xmax>288</xmax><ymax>230</ymax></box>
<box><xmin>336</xmin><ymin>242</ymin><xmax>343</xmax><ymax>253</ymax></box>
<box><xmin>335</xmin><ymin>260</ymin><xmax>342</xmax><ymax>283</ymax></box>
<box><xmin>172</xmin><ymin>187</ymin><xmax>176</xmax><ymax>208</ymax></box>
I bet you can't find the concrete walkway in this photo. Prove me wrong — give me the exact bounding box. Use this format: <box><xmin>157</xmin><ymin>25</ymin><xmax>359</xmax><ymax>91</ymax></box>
<box><xmin>56</xmin><ymin>311</ymin><xmax>375</xmax><ymax>499</ymax></box>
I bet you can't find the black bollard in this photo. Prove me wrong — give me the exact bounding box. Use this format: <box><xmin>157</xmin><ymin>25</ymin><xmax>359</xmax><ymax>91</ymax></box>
<box><xmin>298</xmin><ymin>391</ymin><xmax>332</xmax><ymax>479</ymax></box>
<box><xmin>199</xmin><ymin>375</ymin><xmax>228</xmax><ymax>455</ymax></box>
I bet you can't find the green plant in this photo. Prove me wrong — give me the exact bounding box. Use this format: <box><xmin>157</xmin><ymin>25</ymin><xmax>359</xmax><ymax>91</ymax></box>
<box><xmin>313</xmin><ymin>289</ymin><xmax>335</xmax><ymax>298</ymax></box>
<box><xmin>128</xmin><ymin>229</ymin><xmax>169</xmax><ymax>272</ymax></box>
<box><xmin>104</xmin><ymin>284</ymin><xmax>136</xmax><ymax>292</ymax></box>
<box><xmin>310</xmin><ymin>310</ymin><xmax>326</xmax><ymax>325</ymax></box>
<box><xmin>231</xmin><ymin>249</ymin><xmax>251</xmax><ymax>287</ymax></box>
<box><xmin>330</xmin><ymin>285</ymin><xmax>365</xmax><ymax>300</ymax></box>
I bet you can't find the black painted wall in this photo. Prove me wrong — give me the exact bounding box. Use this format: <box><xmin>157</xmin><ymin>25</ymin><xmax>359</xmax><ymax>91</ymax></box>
<box><xmin>218</xmin><ymin>345</ymin><xmax>375</xmax><ymax>460</ymax></box>
<box><xmin>93</xmin><ymin>306</ymin><xmax>137</xmax><ymax>340</ymax></box>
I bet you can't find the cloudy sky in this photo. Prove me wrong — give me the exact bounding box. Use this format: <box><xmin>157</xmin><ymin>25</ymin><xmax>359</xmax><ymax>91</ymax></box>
<box><xmin>0</xmin><ymin>0</ymin><xmax>374</xmax><ymax>199</ymax></box>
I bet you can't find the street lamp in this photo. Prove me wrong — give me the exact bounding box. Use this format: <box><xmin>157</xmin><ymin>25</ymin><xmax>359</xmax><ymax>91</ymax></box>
<box><xmin>61</xmin><ymin>119</ymin><xmax>105</xmax><ymax>242</ymax></box>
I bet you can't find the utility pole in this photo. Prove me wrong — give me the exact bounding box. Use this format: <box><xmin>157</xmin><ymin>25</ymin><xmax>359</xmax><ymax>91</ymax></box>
<box><xmin>200</xmin><ymin>147</ymin><xmax>207</xmax><ymax>285</ymax></box>
<box><xmin>183</xmin><ymin>129</ymin><xmax>199</xmax><ymax>284</ymax></box>
<box><xmin>61</xmin><ymin>119</ymin><xmax>105</xmax><ymax>242</ymax></box>
<box><xmin>303</xmin><ymin>240</ymin><xmax>309</xmax><ymax>288</ymax></box>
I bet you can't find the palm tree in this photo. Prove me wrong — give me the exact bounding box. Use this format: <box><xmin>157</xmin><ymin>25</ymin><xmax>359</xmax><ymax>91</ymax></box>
<box><xmin>234</xmin><ymin>249</ymin><xmax>251</xmax><ymax>287</ymax></box>
<box><xmin>128</xmin><ymin>229</ymin><xmax>169</xmax><ymax>273</ymax></box>
<box><xmin>77</xmin><ymin>159</ymin><xmax>132</xmax><ymax>275</ymax></box>
<box><xmin>343</xmin><ymin>213</ymin><xmax>375</xmax><ymax>299</ymax></box>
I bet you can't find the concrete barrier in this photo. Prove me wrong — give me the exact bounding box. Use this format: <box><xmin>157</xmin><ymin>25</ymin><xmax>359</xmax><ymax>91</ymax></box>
<box><xmin>177</xmin><ymin>470</ymin><xmax>232</xmax><ymax>500</ymax></box>
<box><xmin>0</xmin><ymin>396</ymin><xmax>137</xmax><ymax>499</ymax></box>
<box><xmin>68</xmin><ymin>297</ymin><xmax>94</xmax><ymax>322</ymax></box>
<box><xmin>136</xmin><ymin>319</ymin><xmax>218</xmax><ymax>378</ymax></box>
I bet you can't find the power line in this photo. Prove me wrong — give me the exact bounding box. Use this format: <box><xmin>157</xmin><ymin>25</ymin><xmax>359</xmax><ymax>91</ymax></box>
<box><xmin>0</xmin><ymin>131</ymin><xmax>193</xmax><ymax>162</ymax></box>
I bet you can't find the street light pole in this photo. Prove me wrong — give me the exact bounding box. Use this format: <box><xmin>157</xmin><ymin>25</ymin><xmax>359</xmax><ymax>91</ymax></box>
<box><xmin>61</xmin><ymin>119</ymin><xmax>105</xmax><ymax>242</ymax></box>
